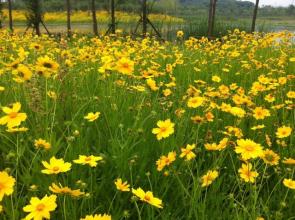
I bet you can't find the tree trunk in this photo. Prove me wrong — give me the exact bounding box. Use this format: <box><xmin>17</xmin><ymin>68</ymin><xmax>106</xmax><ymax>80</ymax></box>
<box><xmin>66</xmin><ymin>0</ymin><xmax>71</xmax><ymax>36</ymax></box>
<box><xmin>208</xmin><ymin>0</ymin><xmax>217</xmax><ymax>39</ymax></box>
<box><xmin>91</xmin><ymin>0</ymin><xmax>98</xmax><ymax>35</ymax></box>
<box><xmin>207</xmin><ymin>0</ymin><xmax>213</xmax><ymax>38</ymax></box>
<box><xmin>35</xmin><ymin>22</ymin><xmax>41</xmax><ymax>36</ymax></box>
<box><xmin>251</xmin><ymin>0</ymin><xmax>259</xmax><ymax>32</ymax></box>
<box><xmin>111</xmin><ymin>0</ymin><xmax>115</xmax><ymax>34</ymax></box>
<box><xmin>34</xmin><ymin>0</ymin><xmax>41</xmax><ymax>36</ymax></box>
<box><xmin>142</xmin><ymin>0</ymin><xmax>147</xmax><ymax>37</ymax></box>
<box><xmin>0</xmin><ymin>2</ymin><xmax>3</xmax><ymax>29</ymax></box>
<box><xmin>8</xmin><ymin>0</ymin><xmax>13</xmax><ymax>32</ymax></box>
<box><xmin>212</xmin><ymin>0</ymin><xmax>217</xmax><ymax>33</ymax></box>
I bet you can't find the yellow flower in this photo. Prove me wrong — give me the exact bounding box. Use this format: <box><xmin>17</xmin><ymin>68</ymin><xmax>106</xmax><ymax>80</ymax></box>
<box><xmin>251</xmin><ymin>124</ymin><xmax>265</xmax><ymax>130</ymax></box>
<box><xmin>29</xmin><ymin>43</ymin><xmax>43</xmax><ymax>51</ymax></box>
<box><xmin>0</xmin><ymin>204</ymin><xmax>3</xmax><ymax>213</ymax></box>
<box><xmin>278</xmin><ymin>77</ymin><xmax>287</xmax><ymax>85</ymax></box>
<box><xmin>224</xmin><ymin>126</ymin><xmax>243</xmax><ymax>138</ymax></box>
<box><xmin>180</xmin><ymin>144</ymin><xmax>196</xmax><ymax>161</ymax></box>
<box><xmin>84</xmin><ymin>112</ymin><xmax>100</xmax><ymax>122</ymax></box>
<box><xmin>252</xmin><ymin>107</ymin><xmax>270</xmax><ymax>120</ymax></box>
<box><xmin>212</xmin><ymin>75</ymin><xmax>221</xmax><ymax>82</ymax></box>
<box><xmin>34</xmin><ymin>138</ymin><xmax>51</xmax><ymax>150</ymax></box>
<box><xmin>289</xmin><ymin>57</ymin><xmax>295</xmax><ymax>62</ymax></box>
<box><xmin>114</xmin><ymin>178</ymin><xmax>130</xmax><ymax>192</ymax></box>
<box><xmin>146</xmin><ymin>78</ymin><xmax>159</xmax><ymax>91</ymax></box>
<box><xmin>0</xmin><ymin>102</ymin><xmax>27</xmax><ymax>128</ymax></box>
<box><xmin>152</xmin><ymin>119</ymin><xmax>175</xmax><ymax>140</ymax></box>
<box><xmin>264</xmin><ymin>94</ymin><xmax>275</xmax><ymax>103</ymax></box>
<box><xmin>36</xmin><ymin>56</ymin><xmax>59</xmax><ymax>77</ymax></box>
<box><xmin>235</xmin><ymin>139</ymin><xmax>264</xmax><ymax>160</ymax></box>
<box><xmin>163</xmin><ymin>88</ymin><xmax>172</xmax><ymax>97</ymax></box>
<box><xmin>0</xmin><ymin>86</ymin><xmax>5</xmax><ymax>92</ymax></box>
<box><xmin>156</xmin><ymin>151</ymin><xmax>176</xmax><ymax>171</ymax></box>
<box><xmin>47</xmin><ymin>91</ymin><xmax>57</xmax><ymax>100</ymax></box>
<box><xmin>81</xmin><ymin>214</ymin><xmax>112</xmax><ymax>220</ymax></box>
<box><xmin>23</xmin><ymin>195</ymin><xmax>57</xmax><ymax>220</ymax></box>
<box><xmin>175</xmin><ymin>108</ymin><xmax>185</xmax><ymax>118</ymax></box>
<box><xmin>166</xmin><ymin>64</ymin><xmax>173</xmax><ymax>73</ymax></box>
<box><xmin>261</xmin><ymin>149</ymin><xmax>280</xmax><ymax>166</ymax></box>
<box><xmin>201</xmin><ymin>170</ymin><xmax>219</xmax><ymax>187</ymax></box>
<box><xmin>116</xmin><ymin>57</ymin><xmax>134</xmax><ymax>75</ymax></box>
<box><xmin>276</xmin><ymin>126</ymin><xmax>292</xmax><ymax>138</ymax></box>
<box><xmin>130</xmin><ymin>85</ymin><xmax>145</xmax><ymax>92</ymax></box>
<box><xmin>204</xmin><ymin>143</ymin><xmax>219</xmax><ymax>151</ymax></box>
<box><xmin>41</xmin><ymin>157</ymin><xmax>72</xmax><ymax>175</ymax></box>
<box><xmin>229</xmin><ymin>106</ymin><xmax>246</xmax><ymax>118</ymax></box>
<box><xmin>6</xmin><ymin>126</ymin><xmax>28</xmax><ymax>133</ymax></box>
<box><xmin>0</xmin><ymin>171</ymin><xmax>15</xmax><ymax>201</ymax></box>
<box><xmin>176</xmin><ymin>30</ymin><xmax>184</xmax><ymax>38</ymax></box>
<box><xmin>73</xmin><ymin>155</ymin><xmax>103</xmax><ymax>167</ymax></box>
<box><xmin>191</xmin><ymin>115</ymin><xmax>204</xmax><ymax>124</ymax></box>
<box><xmin>238</xmin><ymin>163</ymin><xmax>259</xmax><ymax>183</ymax></box>
<box><xmin>286</xmin><ymin>91</ymin><xmax>295</xmax><ymax>99</ymax></box>
<box><xmin>265</xmin><ymin>134</ymin><xmax>272</xmax><ymax>147</ymax></box>
<box><xmin>187</xmin><ymin>96</ymin><xmax>205</xmax><ymax>108</ymax></box>
<box><xmin>283</xmin><ymin>178</ymin><xmax>295</xmax><ymax>190</ymax></box>
<box><xmin>282</xmin><ymin>158</ymin><xmax>295</xmax><ymax>165</ymax></box>
<box><xmin>49</xmin><ymin>183</ymin><xmax>85</xmax><ymax>197</ymax></box>
<box><xmin>132</xmin><ymin>187</ymin><xmax>163</xmax><ymax>208</ymax></box>
<box><xmin>222</xmin><ymin>68</ymin><xmax>230</xmax><ymax>72</ymax></box>
<box><xmin>12</xmin><ymin>64</ymin><xmax>32</xmax><ymax>83</ymax></box>
<box><xmin>205</xmin><ymin>111</ymin><xmax>214</xmax><ymax>122</ymax></box>
<box><xmin>205</xmin><ymin>138</ymin><xmax>228</xmax><ymax>151</ymax></box>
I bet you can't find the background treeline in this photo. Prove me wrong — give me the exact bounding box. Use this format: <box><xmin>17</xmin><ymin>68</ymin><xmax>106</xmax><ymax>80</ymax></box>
<box><xmin>6</xmin><ymin>0</ymin><xmax>295</xmax><ymax>17</ymax></box>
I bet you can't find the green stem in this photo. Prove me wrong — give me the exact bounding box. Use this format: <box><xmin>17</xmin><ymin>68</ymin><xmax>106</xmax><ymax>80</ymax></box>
<box><xmin>134</xmin><ymin>201</ymin><xmax>142</xmax><ymax>220</ymax></box>
<box><xmin>63</xmin><ymin>196</ymin><xmax>67</xmax><ymax>220</ymax></box>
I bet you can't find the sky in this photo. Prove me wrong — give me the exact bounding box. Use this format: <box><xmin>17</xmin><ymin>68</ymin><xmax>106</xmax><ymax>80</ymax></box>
<box><xmin>242</xmin><ymin>0</ymin><xmax>294</xmax><ymax>7</ymax></box>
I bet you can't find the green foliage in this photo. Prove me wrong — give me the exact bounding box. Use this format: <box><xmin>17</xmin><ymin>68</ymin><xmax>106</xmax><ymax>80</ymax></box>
<box><xmin>286</xmin><ymin>5</ymin><xmax>295</xmax><ymax>16</ymax></box>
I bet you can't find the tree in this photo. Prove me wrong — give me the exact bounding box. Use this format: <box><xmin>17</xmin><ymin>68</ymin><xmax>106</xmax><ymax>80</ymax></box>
<box><xmin>142</xmin><ymin>0</ymin><xmax>147</xmax><ymax>37</ymax></box>
<box><xmin>23</xmin><ymin>0</ymin><xmax>44</xmax><ymax>35</ymax></box>
<box><xmin>208</xmin><ymin>0</ymin><xmax>218</xmax><ymax>38</ymax></box>
<box><xmin>110</xmin><ymin>0</ymin><xmax>115</xmax><ymax>34</ymax></box>
<box><xmin>0</xmin><ymin>1</ymin><xmax>3</xmax><ymax>29</ymax></box>
<box><xmin>251</xmin><ymin>0</ymin><xmax>259</xmax><ymax>32</ymax></box>
<box><xmin>286</xmin><ymin>4</ymin><xmax>295</xmax><ymax>16</ymax></box>
<box><xmin>66</xmin><ymin>0</ymin><xmax>71</xmax><ymax>36</ymax></box>
<box><xmin>8</xmin><ymin>0</ymin><xmax>13</xmax><ymax>31</ymax></box>
<box><xmin>91</xmin><ymin>0</ymin><xmax>98</xmax><ymax>35</ymax></box>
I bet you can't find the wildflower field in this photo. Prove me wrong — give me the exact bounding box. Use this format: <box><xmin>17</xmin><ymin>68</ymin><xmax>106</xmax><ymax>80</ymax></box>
<box><xmin>0</xmin><ymin>30</ymin><xmax>294</xmax><ymax>220</ymax></box>
<box><xmin>2</xmin><ymin>10</ymin><xmax>184</xmax><ymax>24</ymax></box>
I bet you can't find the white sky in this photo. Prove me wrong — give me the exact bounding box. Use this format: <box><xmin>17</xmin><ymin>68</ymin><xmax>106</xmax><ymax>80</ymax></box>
<box><xmin>241</xmin><ymin>0</ymin><xmax>294</xmax><ymax>7</ymax></box>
